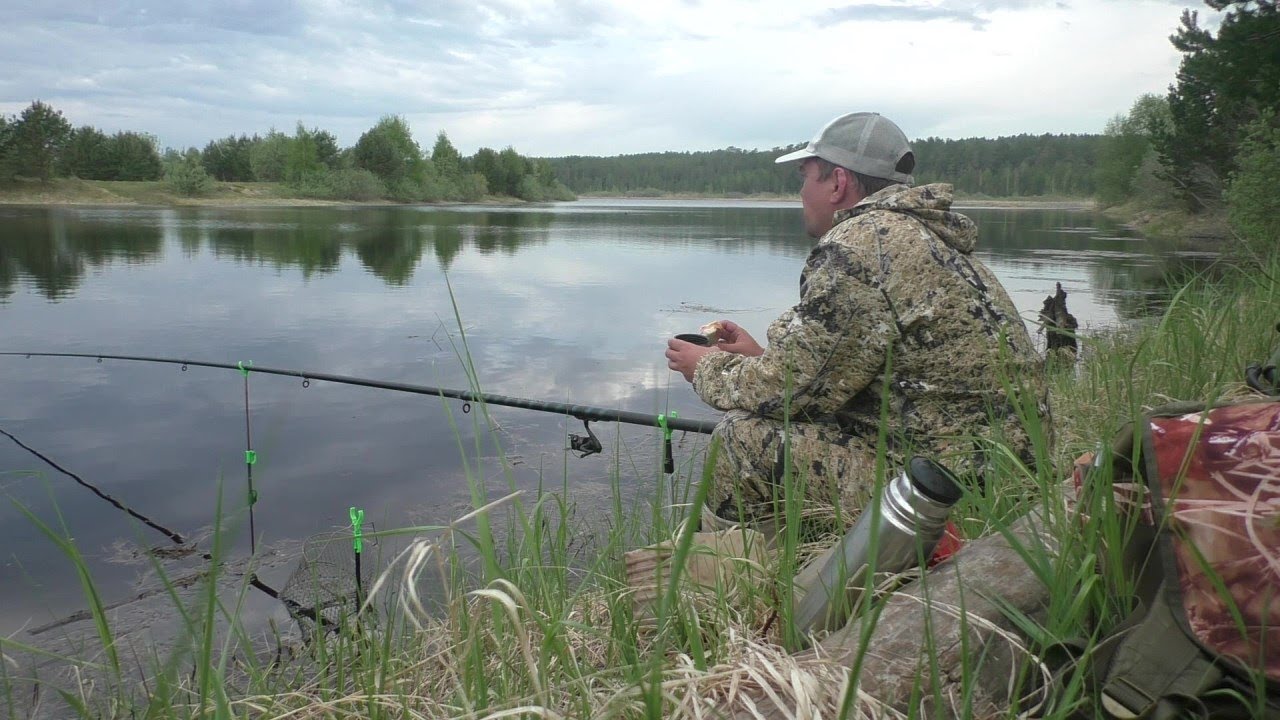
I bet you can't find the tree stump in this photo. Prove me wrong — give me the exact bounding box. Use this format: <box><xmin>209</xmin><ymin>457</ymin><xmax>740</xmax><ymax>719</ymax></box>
<box><xmin>1040</xmin><ymin>282</ymin><xmax>1079</xmax><ymax>357</ymax></box>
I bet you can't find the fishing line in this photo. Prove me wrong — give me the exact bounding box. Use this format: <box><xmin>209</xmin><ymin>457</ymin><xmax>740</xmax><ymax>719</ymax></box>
<box><xmin>1</xmin><ymin>423</ymin><xmax>342</xmax><ymax>632</ymax></box>
<box><xmin>0</xmin><ymin>426</ymin><xmax>186</xmax><ymax>545</ymax></box>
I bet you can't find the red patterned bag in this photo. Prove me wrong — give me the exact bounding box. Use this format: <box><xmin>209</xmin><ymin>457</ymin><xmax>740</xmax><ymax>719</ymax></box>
<box><xmin>1078</xmin><ymin>399</ymin><xmax>1280</xmax><ymax>719</ymax></box>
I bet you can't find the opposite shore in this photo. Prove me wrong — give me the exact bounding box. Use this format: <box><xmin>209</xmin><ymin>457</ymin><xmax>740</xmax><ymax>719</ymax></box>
<box><xmin>1</xmin><ymin>177</ymin><xmax>1094</xmax><ymax>210</ymax></box>
<box><xmin>3</xmin><ymin>177</ymin><xmax>1226</xmax><ymax>243</ymax></box>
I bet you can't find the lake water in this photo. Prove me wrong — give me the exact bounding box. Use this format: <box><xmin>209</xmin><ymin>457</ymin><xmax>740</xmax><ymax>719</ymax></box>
<box><xmin>0</xmin><ymin>198</ymin><xmax>1205</xmax><ymax>649</ymax></box>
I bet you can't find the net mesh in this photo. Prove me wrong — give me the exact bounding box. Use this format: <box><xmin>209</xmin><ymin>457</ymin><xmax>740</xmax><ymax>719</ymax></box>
<box><xmin>279</xmin><ymin>526</ymin><xmax>379</xmax><ymax>637</ymax></box>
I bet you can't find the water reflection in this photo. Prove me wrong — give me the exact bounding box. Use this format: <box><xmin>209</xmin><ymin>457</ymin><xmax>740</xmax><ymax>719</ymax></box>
<box><xmin>0</xmin><ymin>207</ymin><xmax>564</xmax><ymax>298</ymax></box>
<box><xmin>0</xmin><ymin>203</ymin><xmax>1214</xmax><ymax>325</ymax></box>
<box><xmin>0</xmin><ymin>208</ymin><xmax>163</xmax><ymax>300</ymax></box>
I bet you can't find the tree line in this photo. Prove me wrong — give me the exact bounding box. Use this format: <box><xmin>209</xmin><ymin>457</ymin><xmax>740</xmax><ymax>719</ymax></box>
<box><xmin>1091</xmin><ymin>0</ymin><xmax>1277</xmax><ymax>254</ymax></box>
<box><xmin>0</xmin><ymin>104</ymin><xmax>575</xmax><ymax>202</ymax></box>
<box><xmin>0</xmin><ymin>100</ymin><xmax>1115</xmax><ymax>203</ymax></box>
<box><xmin>544</xmin><ymin>134</ymin><xmax>1105</xmax><ymax>198</ymax></box>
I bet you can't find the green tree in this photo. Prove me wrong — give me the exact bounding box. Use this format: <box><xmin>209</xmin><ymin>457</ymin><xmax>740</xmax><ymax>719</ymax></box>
<box><xmin>202</xmin><ymin>135</ymin><xmax>255</xmax><ymax>181</ymax></box>
<box><xmin>109</xmin><ymin>131</ymin><xmax>163</xmax><ymax>180</ymax></box>
<box><xmin>11</xmin><ymin>100</ymin><xmax>72</xmax><ymax>181</ymax></box>
<box><xmin>0</xmin><ymin>115</ymin><xmax>15</xmax><ymax>180</ymax></box>
<box><xmin>313</xmin><ymin>128</ymin><xmax>339</xmax><ymax>169</ymax></box>
<box><xmin>353</xmin><ymin>115</ymin><xmax>421</xmax><ymax>185</ymax></box>
<box><xmin>1156</xmin><ymin>0</ymin><xmax>1280</xmax><ymax>209</ymax></box>
<box><xmin>250</xmin><ymin>130</ymin><xmax>291</xmax><ymax>182</ymax></box>
<box><xmin>1225</xmin><ymin>112</ymin><xmax>1280</xmax><ymax>256</ymax></box>
<box><xmin>285</xmin><ymin>122</ymin><xmax>324</xmax><ymax>182</ymax></box>
<box><xmin>165</xmin><ymin>148</ymin><xmax>212</xmax><ymax>196</ymax></box>
<box><xmin>497</xmin><ymin>147</ymin><xmax>530</xmax><ymax>197</ymax></box>
<box><xmin>432</xmin><ymin>131</ymin><xmax>463</xmax><ymax>181</ymax></box>
<box><xmin>1095</xmin><ymin>94</ymin><xmax>1172</xmax><ymax>205</ymax></box>
<box><xmin>470</xmin><ymin>147</ymin><xmax>499</xmax><ymax>191</ymax></box>
<box><xmin>58</xmin><ymin>126</ymin><xmax>113</xmax><ymax>179</ymax></box>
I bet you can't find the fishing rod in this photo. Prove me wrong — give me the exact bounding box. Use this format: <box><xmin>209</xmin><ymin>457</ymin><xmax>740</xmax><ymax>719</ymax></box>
<box><xmin>1</xmin><ymin>351</ymin><xmax>717</xmax><ymax>471</ymax></box>
<box><xmin>3</xmin><ymin>350</ymin><xmax>720</xmax><ymax>634</ymax></box>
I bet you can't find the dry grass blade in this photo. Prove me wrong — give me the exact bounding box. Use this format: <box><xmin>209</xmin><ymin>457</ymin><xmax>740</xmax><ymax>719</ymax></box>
<box><xmin>469</xmin><ymin>581</ymin><xmax>549</xmax><ymax>709</ymax></box>
<box><xmin>477</xmin><ymin>707</ymin><xmax>566</xmax><ymax>720</ymax></box>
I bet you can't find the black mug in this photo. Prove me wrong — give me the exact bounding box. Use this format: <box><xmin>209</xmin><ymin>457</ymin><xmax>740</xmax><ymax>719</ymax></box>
<box><xmin>674</xmin><ymin>333</ymin><xmax>711</xmax><ymax>346</ymax></box>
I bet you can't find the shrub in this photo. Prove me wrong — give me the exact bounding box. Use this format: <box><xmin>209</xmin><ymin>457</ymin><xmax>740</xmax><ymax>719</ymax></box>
<box><xmin>290</xmin><ymin>168</ymin><xmax>386</xmax><ymax>201</ymax></box>
<box><xmin>326</xmin><ymin>168</ymin><xmax>386</xmax><ymax>201</ymax></box>
<box><xmin>515</xmin><ymin>175</ymin><xmax>544</xmax><ymax>201</ymax></box>
<box><xmin>165</xmin><ymin>153</ymin><xmax>212</xmax><ymax>196</ymax></box>
<box><xmin>452</xmin><ymin>171</ymin><xmax>488</xmax><ymax>201</ymax></box>
<box><xmin>386</xmin><ymin>177</ymin><xmax>425</xmax><ymax>202</ymax></box>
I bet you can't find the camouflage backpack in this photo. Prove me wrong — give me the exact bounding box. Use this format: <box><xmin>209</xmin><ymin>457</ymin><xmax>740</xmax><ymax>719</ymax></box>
<box><xmin>1057</xmin><ymin>338</ymin><xmax>1280</xmax><ymax>719</ymax></box>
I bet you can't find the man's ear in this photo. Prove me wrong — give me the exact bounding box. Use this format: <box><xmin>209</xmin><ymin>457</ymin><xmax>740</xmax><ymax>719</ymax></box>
<box><xmin>832</xmin><ymin>167</ymin><xmax>860</xmax><ymax>203</ymax></box>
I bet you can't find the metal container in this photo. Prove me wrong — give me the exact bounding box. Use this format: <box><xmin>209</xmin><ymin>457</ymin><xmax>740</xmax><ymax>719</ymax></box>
<box><xmin>792</xmin><ymin>456</ymin><xmax>963</xmax><ymax>636</ymax></box>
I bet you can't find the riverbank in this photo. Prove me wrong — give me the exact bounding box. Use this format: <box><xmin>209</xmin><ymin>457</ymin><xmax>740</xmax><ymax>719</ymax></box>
<box><xmin>0</xmin><ymin>177</ymin><xmax>538</xmax><ymax>208</ymax></box>
<box><xmin>2</xmin><ymin>178</ymin><xmax>1094</xmax><ymax>211</ymax></box>
<box><xmin>1100</xmin><ymin>200</ymin><xmax>1230</xmax><ymax>245</ymax></box>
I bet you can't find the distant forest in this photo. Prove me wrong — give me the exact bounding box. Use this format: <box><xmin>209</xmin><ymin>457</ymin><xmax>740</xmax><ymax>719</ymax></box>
<box><xmin>544</xmin><ymin>133</ymin><xmax>1105</xmax><ymax>198</ymax></box>
<box><xmin>0</xmin><ymin>103</ymin><xmax>575</xmax><ymax>203</ymax></box>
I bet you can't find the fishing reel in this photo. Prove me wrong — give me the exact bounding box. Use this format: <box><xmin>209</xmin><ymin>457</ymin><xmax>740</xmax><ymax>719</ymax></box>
<box><xmin>569</xmin><ymin>419</ymin><xmax>603</xmax><ymax>458</ymax></box>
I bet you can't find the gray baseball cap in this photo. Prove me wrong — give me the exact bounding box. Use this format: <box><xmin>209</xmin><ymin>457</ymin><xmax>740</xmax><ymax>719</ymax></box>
<box><xmin>775</xmin><ymin>112</ymin><xmax>915</xmax><ymax>185</ymax></box>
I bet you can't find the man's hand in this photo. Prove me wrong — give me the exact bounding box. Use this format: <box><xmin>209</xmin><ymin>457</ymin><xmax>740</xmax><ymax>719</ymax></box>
<box><xmin>666</xmin><ymin>337</ymin><xmax>716</xmax><ymax>383</ymax></box>
<box><xmin>714</xmin><ymin>320</ymin><xmax>764</xmax><ymax>357</ymax></box>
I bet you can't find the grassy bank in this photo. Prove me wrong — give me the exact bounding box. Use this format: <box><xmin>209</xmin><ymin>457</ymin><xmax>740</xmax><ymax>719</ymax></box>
<box><xmin>3</xmin><ymin>253</ymin><xmax>1277</xmax><ymax>718</ymax></box>
<box><xmin>2</xmin><ymin>179</ymin><xmax>1091</xmax><ymax>210</ymax></box>
<box><xmin>0</xmin><ymin>178</ymin><xmax>552</xmax><ymax>208</ymax></box>
<box><xmin>0</xmin><ymin>177</ymin><xmax>312</xmax><ymax>206</ymax></box>
<box><xmin>1100</xmin><ymin>199</ymin><xmax>1230</xmax><ymax>245</ymax></box>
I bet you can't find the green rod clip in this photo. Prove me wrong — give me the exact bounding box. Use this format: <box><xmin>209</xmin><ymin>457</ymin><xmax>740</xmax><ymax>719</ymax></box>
<box><xmin>244</xmin><ymin>450</ymin><xmax>257</xmax><ymax>465</ymax></box>
<box><xmin>657</xmin><ymin>411</ymin><xmax>679</xmax><ymax>474</ymax></box>
<box><xmin>237</xmin><ymin>360</ymin><xmax>253</xmax><ymax>377</ymax></box>
<box><xmin>350</xmin><ymin>507</ymin><xmax>365</xmax><ymax>554</ymax></box>
<box><xmin>657</xmin><ymin>411</ymin><xmax>678</xmax><ymax>441</ymax></box>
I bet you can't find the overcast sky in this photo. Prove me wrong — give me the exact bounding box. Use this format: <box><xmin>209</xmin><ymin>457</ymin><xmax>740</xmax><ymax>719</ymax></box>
<box><xmin>0</xmin><ymin>0</ymin><xmax>1205</xmax><ymax>157</ymax></box>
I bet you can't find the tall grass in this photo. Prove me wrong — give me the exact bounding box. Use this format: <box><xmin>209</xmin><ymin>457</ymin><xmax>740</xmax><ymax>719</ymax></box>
<box><xmin>4</xmin><ymin>252</ymin><xmax>1278</xmax><ymax>718</ymax></box>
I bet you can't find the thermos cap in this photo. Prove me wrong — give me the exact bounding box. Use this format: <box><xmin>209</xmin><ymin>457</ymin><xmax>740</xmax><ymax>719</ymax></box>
<box><xmin>907</xmin><ymin>456</ymin><xmax>963</xmax><ymax>506</ymax></box>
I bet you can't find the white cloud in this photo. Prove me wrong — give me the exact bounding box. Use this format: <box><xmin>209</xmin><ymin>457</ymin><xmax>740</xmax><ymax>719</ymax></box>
<box><xmin>0</xmin><ymin>0</ymin><xmax>1195</xmax><ymax>156</ymax></box>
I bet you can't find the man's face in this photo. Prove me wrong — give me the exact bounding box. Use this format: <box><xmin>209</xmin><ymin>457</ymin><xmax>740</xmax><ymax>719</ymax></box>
<box><xmin>798</xmin><ymin>158</ymin><xmax>835</xmax><ymax>239</ymax></box>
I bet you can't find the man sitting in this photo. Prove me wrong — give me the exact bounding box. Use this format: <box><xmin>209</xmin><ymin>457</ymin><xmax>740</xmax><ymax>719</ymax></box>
<box><xmin>665</xmin><ymin>112</ymin><xmax>1048</xmax><ymax>532</ymax></box>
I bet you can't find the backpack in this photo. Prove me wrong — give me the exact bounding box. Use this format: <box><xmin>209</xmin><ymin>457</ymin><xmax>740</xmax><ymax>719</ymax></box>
<box><xmin>1048</xmin><ymin>336</ymin><xmax>1280</xmax><ymax>719</ymax></box>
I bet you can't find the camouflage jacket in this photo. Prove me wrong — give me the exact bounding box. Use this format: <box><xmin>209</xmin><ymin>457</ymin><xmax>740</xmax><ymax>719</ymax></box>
<box><xmin>692</xmin><ymin>183</ymin><xmax>1045</xmax><ymax>468</ymax></box>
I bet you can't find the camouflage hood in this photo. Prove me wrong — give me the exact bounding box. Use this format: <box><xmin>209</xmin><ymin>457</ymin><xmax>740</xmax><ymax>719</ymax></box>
<box><xmin>839</xmin><ymin>183</ymin><xmax>977</xmax><ymax>253</ymax></box>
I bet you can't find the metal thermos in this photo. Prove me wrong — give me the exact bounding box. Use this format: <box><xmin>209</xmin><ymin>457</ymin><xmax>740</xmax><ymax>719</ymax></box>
<box><xmin>792</xmin><ymin>456</ymin><xmax>964</xmax><ymax>636</ymax></box>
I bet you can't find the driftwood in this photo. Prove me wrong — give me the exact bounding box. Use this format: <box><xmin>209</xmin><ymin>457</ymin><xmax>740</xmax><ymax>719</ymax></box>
<box><xmin>724</xmin><ymin>505</ymin><xmax>1060</xmax><ymax>719</ymax></box>
<box><xmin>1040</xmin><ymin>282</ymin><xmax>1079</xmax><ymax>356</ymax></box>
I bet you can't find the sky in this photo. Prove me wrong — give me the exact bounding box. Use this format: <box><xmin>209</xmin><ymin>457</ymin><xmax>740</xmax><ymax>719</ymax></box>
<box><xmin>0</xmin><ymin>0</ymin><xmax>1207</xmax><ymax>158</ymax></box>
